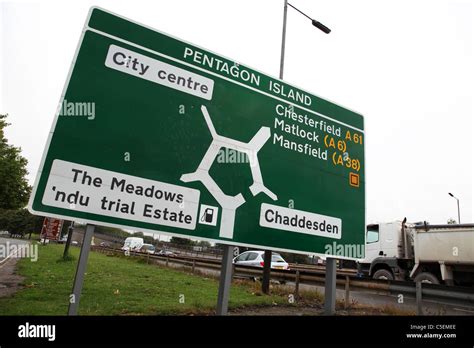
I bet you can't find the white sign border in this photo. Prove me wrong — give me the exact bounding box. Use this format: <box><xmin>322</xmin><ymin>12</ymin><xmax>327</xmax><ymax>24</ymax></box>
<box><xmin>28</xmin><ymin>6</ymin><xmax>366</xmax><ymax>261</ymax></box>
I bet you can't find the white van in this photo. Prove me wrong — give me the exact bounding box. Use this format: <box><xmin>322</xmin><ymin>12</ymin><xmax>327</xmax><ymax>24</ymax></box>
<box><xmin>121</xmin><ymin>237</ymin><xmax>144</xmax><ymax>251</ymax></box>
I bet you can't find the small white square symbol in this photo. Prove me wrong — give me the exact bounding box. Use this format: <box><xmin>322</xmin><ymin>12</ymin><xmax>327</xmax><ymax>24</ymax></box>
<box><xmin>198</xmin><ymin>204</ymin><xmax>218</xmax><ymax>226</ymax></box>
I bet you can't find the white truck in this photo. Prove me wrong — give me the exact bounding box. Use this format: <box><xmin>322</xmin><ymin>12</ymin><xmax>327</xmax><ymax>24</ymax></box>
<box><xmin>357</xmin><ymin>220</ymin><xmax>474</xmax><ymax>286</ymax></box>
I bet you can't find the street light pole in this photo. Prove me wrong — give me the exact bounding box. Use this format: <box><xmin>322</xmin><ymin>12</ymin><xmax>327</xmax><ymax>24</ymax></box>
<box><xmin>262</xmin><ymin>0</ymin><xmax>289</xmax><ymax>296</ymax></box>
<box><xmin>278</xmin><ymin>0</ymin><xmax>330</xmax><ymax>80</ymax></box>
<box><xmin>458</xmin><ymin>201</ymin><xmax>461</xmax><ymax>224</ymax></box>
<box><xmin>262</xmin><ymin>0</ymin><xmax>331</xmax><ymax>295</ymax></box>
<box><xmin>448</xmin><ymin>193</ymin><xmax>461</xmax><ymax>224</ymax></box>
<box><xmin>279</xmin><ymin>0</ymin><xmax>288</xmax><ymax>79</ymax></box>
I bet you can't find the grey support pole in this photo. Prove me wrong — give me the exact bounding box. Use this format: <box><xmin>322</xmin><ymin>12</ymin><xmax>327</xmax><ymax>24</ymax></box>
<box><xmin>261</xmin><ymin>250</ymin><xmax>272</xmax><ymax>294</ymax></box>
<box><xmin>324</xmin><ymin>257</ymin><xmax>337</xmax><ymax>315</ymax></box>
<box><xmin>416</xmin><ymin>281</ymin><xmax>423</xmax><ymax>315</ymax></box>
<box><xmin>68</xmin><ymin>224</ymin><xmax>95</xmax><ymax>315</ymax></box>
<box><xmin>63</xmin><ymin>221</ymin><xmax>75</xmax><ymax>259</ymax></box>
<box><xmin>262</xmin><ymin>0</ymin><xmax>288</xmax><ymax>295</ymax></box>
<box><xmin>216</xmin><ymin>245</ymin><xmax>234</xmax><ymax>315</ymax></box>
<box><xmin>344</xmin><ymin>276</ymin><xmax>350</xmax><ymax>309</ymax></box>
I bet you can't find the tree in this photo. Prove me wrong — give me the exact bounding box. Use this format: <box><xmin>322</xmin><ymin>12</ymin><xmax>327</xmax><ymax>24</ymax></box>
<box><xmin>0</xmin><ymin>114</ymin><xmax>31</xmax><ymax>209</ymax></box>
<box><xmin>196</xmin><ymin>240</ymin><xmax>211</xmax><ymax>248</ymax></box>
<box><xmin>447</xmin><ymin>218</ymin><xmax>456</xmax><ymax>224</ymax></box>
<box><xmin>279</xmin><ymin>252</ymin><xmax>309</xmax><ymax>264</ymax></box>
<box><xmin>170</xmin><ymin>237</ymin><xmax>194</xmax><ymax>246</ymax></box>
<box><xmin>0</xmin><ymin>209</ymin><xmax>43</xmax><ymax>237</ymax></box>
<box><xmin>94</xmin><ymin>225</ymin><xmax>130</xmax><ymax>239</ymax></box>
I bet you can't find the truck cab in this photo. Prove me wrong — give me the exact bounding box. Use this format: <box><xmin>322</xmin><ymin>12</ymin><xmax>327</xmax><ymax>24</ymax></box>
<box><xmin>357</xmin><ymin>221</ymin><xmax>413</xmax><ymax>281</ymax></box>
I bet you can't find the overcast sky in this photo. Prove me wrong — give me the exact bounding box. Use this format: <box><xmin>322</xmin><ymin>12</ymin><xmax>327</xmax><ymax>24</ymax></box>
<box><xmin>1</xmin><ymin>0</ymin><xmax>473</xmax><ymax>226</ymax></box>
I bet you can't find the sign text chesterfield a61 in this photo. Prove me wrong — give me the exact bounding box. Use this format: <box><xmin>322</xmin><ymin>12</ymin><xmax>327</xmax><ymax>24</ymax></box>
<box><xmin>29</xmin><ymin>7</ymin><xmax>365</xmax><ymax>259</ymax></box>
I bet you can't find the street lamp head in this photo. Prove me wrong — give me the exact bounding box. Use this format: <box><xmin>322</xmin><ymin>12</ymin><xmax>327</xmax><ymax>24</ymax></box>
<box><xmin>312</xmin><ymin>19</ymin><xmax>331</xmax><ymax>34</ymax></box>
<box><xmin>286</xmin><ymin>3</ymin><xmax>331</xmax><ymax>34</ymax></box>
<box><xmin>448</xmin><ymin>192</ymin><xmax>459</xmax><ymax>201</ymax></box>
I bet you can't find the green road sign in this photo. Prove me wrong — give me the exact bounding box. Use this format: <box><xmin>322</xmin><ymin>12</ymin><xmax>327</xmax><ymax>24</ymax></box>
<box><xmin>29</xmin><ymin>7</ymin><xmax>365</xmax><ymax>259</ymax></box>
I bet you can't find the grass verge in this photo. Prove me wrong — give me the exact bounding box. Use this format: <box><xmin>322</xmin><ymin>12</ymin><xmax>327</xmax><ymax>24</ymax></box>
<box><xmin>0</xmin><ymin>243</ymin><xmax>287</xmax><ymax>315</ymax></box>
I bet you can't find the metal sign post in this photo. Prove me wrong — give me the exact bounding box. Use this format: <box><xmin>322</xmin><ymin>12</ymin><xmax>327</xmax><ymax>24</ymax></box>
<box><xmin>68</xmin><ymin>224</ymin><xmax>95</xmax><ymax>315</ymax></box>
<box><xmin>216</xmin><ymin>245</ymin><xmax>234</xmax><ymax>315</ymax></box>
<box><xmin>416</xmin><ymin>281</ymin><xmax>423</xmax><ymax>315</ymax></box>
<box><xmin>63</xmin><ymin>221</ymin><xmax>75</xmax><ymax>259</ymax></box>
<box><xmin>324</xmin><ymin>257</ymin><xmax>337</xmax><ymax>315</ymax></box>
<box><xmin>262</xmin><ymin>250</ymin><xmax>272</xmax><ymax>294</ymax></box>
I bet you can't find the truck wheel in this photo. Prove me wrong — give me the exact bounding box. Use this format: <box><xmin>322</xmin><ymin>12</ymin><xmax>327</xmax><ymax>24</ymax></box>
<box><xmin>373</xmin><ymin>269</ymin><xmax>394</xmax><ymax>280</ymax></box>
<box><xmin>414</xmin><ymin>272</ymin><xmax>440</xmax><ymax>284</ymax></box>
